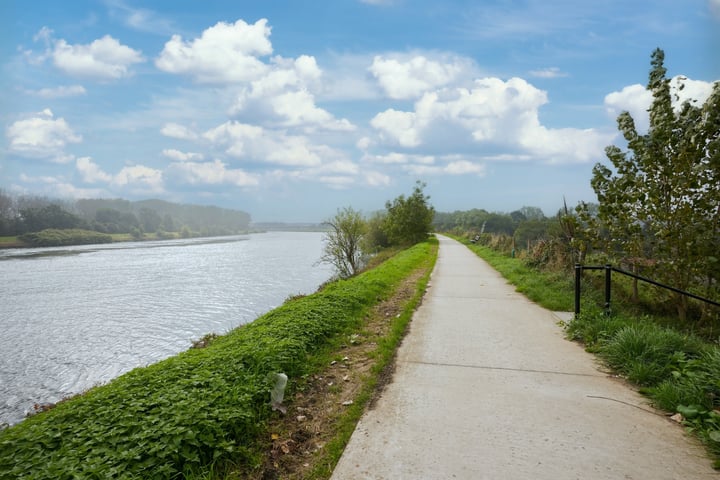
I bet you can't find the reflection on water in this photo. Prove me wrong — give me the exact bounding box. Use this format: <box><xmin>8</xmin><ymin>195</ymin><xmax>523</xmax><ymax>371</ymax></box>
<box><xmin>0</xmin><ymin>232</ymin><xmax>332</xmax><ymax>426</ymax></box>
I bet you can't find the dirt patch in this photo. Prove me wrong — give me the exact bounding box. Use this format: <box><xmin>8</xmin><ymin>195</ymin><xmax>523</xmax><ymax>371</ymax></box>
<box><xmin>242</xmin><ymin>268</ymin><xmax>427</xmax><ymax>480</ymax></box>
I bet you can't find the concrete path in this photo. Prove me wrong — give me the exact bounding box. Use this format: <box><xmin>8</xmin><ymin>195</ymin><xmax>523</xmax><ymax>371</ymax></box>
<box><xmin>331</xmin><ymin>235</ymin><xmax>719</xmax><ymax>480</ymax></box>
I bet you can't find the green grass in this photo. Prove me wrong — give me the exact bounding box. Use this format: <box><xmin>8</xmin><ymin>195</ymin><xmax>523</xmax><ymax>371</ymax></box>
<box><xmin>451</xmin><ymin>235</ymin><xmax>574</xmax><ymax>312</ymax></box>
<box><xmin>0</xmin><ymin>239</ymin><xmax>437</xmax><ymax>479</ymax></box>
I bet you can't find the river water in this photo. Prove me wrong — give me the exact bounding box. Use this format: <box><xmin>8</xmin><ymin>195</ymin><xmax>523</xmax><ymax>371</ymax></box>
<box><xmin>0</xmin><ymin>231</ymin><xmax>333</xmax><ymax>426</ymax></box>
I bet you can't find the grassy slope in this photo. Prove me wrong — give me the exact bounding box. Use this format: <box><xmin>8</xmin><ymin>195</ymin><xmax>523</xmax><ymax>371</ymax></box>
<box><xmin>0</xmin><ymin>239</ymin><xmax>437</xmax><ymax>479</ymax></box>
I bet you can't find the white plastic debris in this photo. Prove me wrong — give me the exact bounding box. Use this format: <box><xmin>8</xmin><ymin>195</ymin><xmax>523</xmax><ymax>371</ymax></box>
<box><xmin>271</xmin><ymin>372</ymin><xmax>288</xmax><ymax>414</ymax></box>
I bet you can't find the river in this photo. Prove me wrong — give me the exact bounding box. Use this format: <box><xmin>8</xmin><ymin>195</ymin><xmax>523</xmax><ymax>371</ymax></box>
<box><xmin>0</xmin><ymin>231</ymin><xmax>333</xmax><ymax>427</ymax></box>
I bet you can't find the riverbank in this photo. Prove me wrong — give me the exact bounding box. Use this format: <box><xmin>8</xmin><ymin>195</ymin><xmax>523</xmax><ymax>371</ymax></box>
<box><xmin>0</xmin><ymin>229</ymin><xmax>263</xmax><ymax>249</ymax></box>
<box><xmin>0</xmin><ymin>239</ymin><xmax>437</xmax><ymax>479</ymax></box>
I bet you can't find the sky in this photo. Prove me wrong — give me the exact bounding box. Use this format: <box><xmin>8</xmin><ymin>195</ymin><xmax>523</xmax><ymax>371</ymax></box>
<box><xmin>1</xmin><ymin>1</ymin><xmax>719</xmax><ymax>223</ymax></box>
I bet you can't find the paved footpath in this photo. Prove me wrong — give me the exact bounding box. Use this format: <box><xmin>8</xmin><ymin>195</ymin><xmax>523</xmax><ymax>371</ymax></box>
<box><xmin>331</xmin><ymin>235</ymin><xmax>719</xmax><ymax>480</ymax></box>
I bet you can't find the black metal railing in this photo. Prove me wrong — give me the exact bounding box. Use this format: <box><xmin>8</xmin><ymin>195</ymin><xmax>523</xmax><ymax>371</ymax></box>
<box><xmin>574</xmin><ymin>264</ymin><xmax>720</xmax><ymax>316</ymax></box>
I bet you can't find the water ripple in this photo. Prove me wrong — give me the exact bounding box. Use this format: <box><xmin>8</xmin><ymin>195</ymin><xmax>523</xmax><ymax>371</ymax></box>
<box><xmin>0</xmin><ymin>232</ymin><xmax>332</xmax><ymax>426</ymax></box>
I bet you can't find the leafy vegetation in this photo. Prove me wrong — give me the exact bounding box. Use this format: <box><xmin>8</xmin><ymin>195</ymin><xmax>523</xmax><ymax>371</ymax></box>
<box><xmin>577</xmin><ymin>49</ymin><xmax>720</xmax><ymax>322</ymax></box>
<box><xmin>19</xmin><ymin>229</ymin><xmax>113</xmax><ymax>247</ymax></box>
<box><xmin>320</xmin><ymin>182</ymin><xmax>435</xmax><ymax>278</ymax></box>
<box><xmin>0</xmin><ymin>240</ymin><xmax>436</xmax><ymax>479</ymax></box>
<box><xmin>383</xmin><ymin>181</ymin><xmax>435</xmax><ymax>246</ymax></box>
<box><xmin>320</xmin><ymin>207</ymin><xmax>366</xmax><ymax>279</ymax></box>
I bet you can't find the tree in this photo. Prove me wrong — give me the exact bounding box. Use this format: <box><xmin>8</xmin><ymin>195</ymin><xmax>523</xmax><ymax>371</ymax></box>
<box><xmin>320</xmin><ymin>207</ymin><xmax>367</xmax><ymax>279</ymax></box>
<box><xmin>384</xmin><ymin>181</ymin><xmax>435</xmax><ymax>246</ymax></box>
<box><xmin>588</xmin><ymin>49</ymin><xmax>720</xmax><ymax>320</ymax></box>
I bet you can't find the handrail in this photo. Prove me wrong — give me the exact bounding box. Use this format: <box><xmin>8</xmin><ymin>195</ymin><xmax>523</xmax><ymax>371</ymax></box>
<box><xmin>574</xmin><ymin>263</ymin><xmax>720</xmax><ymax>316</ymax></box>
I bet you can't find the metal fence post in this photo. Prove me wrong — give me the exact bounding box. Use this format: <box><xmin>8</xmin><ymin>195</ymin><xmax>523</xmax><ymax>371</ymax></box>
<box><xmin>575</xmin><ymin>263</ymin><xmax>582</xmax><ymax>317</ymax></box>
<box><xmin>604</xmin><ymin>264</ymin><xmax>612</xmax><ymax>315</ymax></box>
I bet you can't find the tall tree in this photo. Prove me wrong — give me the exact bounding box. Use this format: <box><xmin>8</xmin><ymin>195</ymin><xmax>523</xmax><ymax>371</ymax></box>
<box><xmin>384</xmin><ymin>181</ymin><xmax>435</xmax><ymax>246</ymax></box>
<box><xmin>320</xmin><ymin>207</ymin><xmax>367</xmax><ymax>279</ymax></box>
<box><xmin>589</xmin><ymin>49</ymin><xmax>720</xmax><ymax>320</ymax></box>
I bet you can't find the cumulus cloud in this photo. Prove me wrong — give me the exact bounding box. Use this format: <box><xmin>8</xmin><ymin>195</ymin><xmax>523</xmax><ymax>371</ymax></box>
<box><xmin>604</xmin><ymin>76</ymin><xmax>716</xmax><ymax>132</ymax></box>
<box><xmin>76</xmin><ymin>156</ymin><xmax>112</xmax><ymax>183</ymax></box>
<box><xmin>166</xmin><ymin>159</ymin><xmax>258</xmax><ymax>187</ymax></box>
<box><xmin>162</xmin><ymin>149</ymin><xmax>204</xmax><ymax>161</ymax></box>
<box><xmin>369</xmin><ymin>76</ymin><xmax>612</xmax><ymax>164</ymax></box>
<box><xmin>113</xmin><ymin>165</ymin><xmax>164</xmax><ymax>193</ymax></box>
<box><xmin>161</xmin><ymin>123</ymin><xmax>199</xmax><ymax>140</ymax></box>
<box><xmin>229</xmin><ymin>54</ymin><xmax>355</xmax><ymax>131</ymax></box>
<box><xmin>52</xmin><ymin>35</ymin><xmax>144</xmax><ymax>79</ymax></box>
<box><xmin>369</xmin><ymin>54</ymin><xmax>471</xmax><ymax>99</ymax></box>
<box><xmin>6</xmin><ymin>109</ymin><xmax>82</xmax><ymax>162</ymax></box>
<box><xmin>155</xmin><ymin>19</ymin><xmax>272</xmax><ymax>83</ymax></box>
<box><xmin>75</xmin><ymin>157</ymin><xmax>163</xmax><ymax>193</ymax></box>
<box><xmin>203</xmin><ymin>121</ymin><xmax>325</xmax><ymax>167</ymax></box>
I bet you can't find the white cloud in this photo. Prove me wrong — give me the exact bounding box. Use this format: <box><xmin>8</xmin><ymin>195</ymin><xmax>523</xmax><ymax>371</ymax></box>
<box><xmin>6</xmin><ymin>109</ymin><xmax>82</xmax><ymax>162</ymax></box>
<box><xmin>228</xmin><ymin>54</ymin><xmax>355</xmax><ymax>131</ymax></box>
<box><xmin>51</xmin><ymin>35</ymin><xmax>145</xmax><ymax>79</ymax></box>
<box><xmin>369</xmin><ymin>54</ymin><xmax>470</xmax><ymax>99</ymax></box>
<box><xmin>363</xmin><ymin>171</ymin><xmax>392</xmax><ymax>187</ymax></box>
<box><xmin>155</xmin><ymin>19</ymin><xmax>272</xmax><ymax>83</ymax></box>
<box><xmin>370</xmin><ymin>109</ymin><xmax>422</xmax><ymax>147</ymax></box>
<box><xmin>369</xmin><ymin>76</ymin><xmax>612</xmax><ymax>164</ymax></box>
<box><xmin>25</xmin><ymin>85</ymin><xmax>87</xmax><ymax>98</ymax></box>
<box><xmin>604</xmin><ymin>76</ymin><xmax>716</xmax><ymax>132</ymax></box>
<box><xmin>362</xmin><ymin>152</ymin><xmax>435</xmax><ymax>165</ymax></box>
<box><xmin>76</xmin><ymin>156</ymin><xmax>112</xmax><ymax>183</ymax></box>
<box><xmin>166</xmin><ymin>159</ymin><xmax>258</xmax><ymax>187</ymax></box>
<box><xmin>403</xmin><ymin>160</ymin><xmax>485</xmax><ymax>177</ymax></box>
<box><xmin>203</xmin><ymin>121</ymin><xmax>325</xmax><ymax>167</ymax></box>
<box><xmin>529</xmin><ymin>67</ymin><xmax>568</xmax><ymax>79</ymax></box>
<box><xmin>113</xmin><ymin>165</ymin><xmax>164</xmax><ymax>193</ymax></box>
<box><xmin>160</xmin><ymin>123</ymin><xmax>199</xmax><ymax>140</ymax></box>
<box><xmin>604</xmin><ymin>83</ymin><xmax>652</xmax><ymax>130</ymax></box>
<box><xmin>162</xmin><ymin>149</ymin><xmax>204</xmax><ymax>161</ymax></box>
<box><xmin>74</xmin><ymin>157</ymin><xmax>164</xmax><ymax>193</ymax></box>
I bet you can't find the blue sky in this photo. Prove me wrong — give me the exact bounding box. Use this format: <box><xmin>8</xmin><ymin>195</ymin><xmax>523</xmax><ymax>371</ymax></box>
<box><xmin>2</xmin><ymin>1</ymin><xmax>719</xmax><ymax>222</ymax></box>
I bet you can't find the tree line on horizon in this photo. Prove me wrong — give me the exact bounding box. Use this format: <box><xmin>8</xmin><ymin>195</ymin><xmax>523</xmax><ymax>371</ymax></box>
<box><xmin>0</xmin><ymin>193</ymin><xmax>251</xmax><ymax>238</ymax></box>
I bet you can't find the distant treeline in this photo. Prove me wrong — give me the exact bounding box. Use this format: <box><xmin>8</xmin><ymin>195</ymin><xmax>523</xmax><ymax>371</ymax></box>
<box><xmin>0</xmin><ymin>192</ymin><xmax>251</xmax><ymax>238</ymax></box>
<box><xmin>433</xmin><ymin>205</ymin><xmax>566</xmax><ymax>250</ymax></box>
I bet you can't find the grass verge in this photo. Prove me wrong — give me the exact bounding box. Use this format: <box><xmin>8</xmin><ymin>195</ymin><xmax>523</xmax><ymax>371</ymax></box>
<box><xmin>0</xmin><ymin>239</ymin><xmax>438</xmax><ymax>479</ymax></box>
<box><xmin>449</xmin><ymin>235</ymin><xmax>574</xmax><ymax>312</ymax></box>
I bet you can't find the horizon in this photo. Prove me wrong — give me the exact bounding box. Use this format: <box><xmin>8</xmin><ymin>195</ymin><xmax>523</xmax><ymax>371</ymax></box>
<box><xmin>2</xmin><ymin>1</ymin><xmax>719</xmax><ymax>223</ymax></box>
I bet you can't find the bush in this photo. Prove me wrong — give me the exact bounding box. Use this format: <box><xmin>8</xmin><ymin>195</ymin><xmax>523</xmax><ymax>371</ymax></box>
<box><xmin>18</xmin><ymin>229</ymin><xmax>113</xmax><ymax>247</ymax></box>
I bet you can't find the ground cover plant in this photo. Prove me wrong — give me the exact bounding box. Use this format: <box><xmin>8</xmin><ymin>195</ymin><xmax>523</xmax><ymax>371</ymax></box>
<box><xmin>0</xmin><ymin>240</ymin><xmax>437</xmax><ymax>479</ymax></box>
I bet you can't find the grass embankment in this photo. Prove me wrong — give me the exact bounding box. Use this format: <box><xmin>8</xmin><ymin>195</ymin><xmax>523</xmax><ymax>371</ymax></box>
<box><xmin>18</xmin><ymin>229</ymin><xmax>113</xmax><ymax>247</ymax></box>
<box><xmin>0</xmin><ymin>239</ymin><xmax>438</xmax><ymax>479</ymax></box>
<box><xmin>453</xmin><ymin>235</ymin><xmax>720</xmax><ymax>468</ymax></box>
